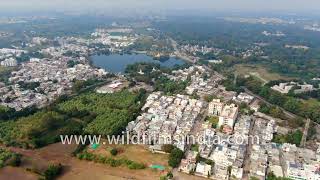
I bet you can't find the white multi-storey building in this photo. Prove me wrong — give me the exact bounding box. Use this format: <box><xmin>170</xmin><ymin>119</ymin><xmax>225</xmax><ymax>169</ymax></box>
<box><xmin>218</xmin><ymin>104</ymin><xmax>238</xmax><ymax>128</ymax></box>
<box><xmin>0</xmin><ymin>58</ymin><xmax>17</xmax><ymax>67</ymax></box>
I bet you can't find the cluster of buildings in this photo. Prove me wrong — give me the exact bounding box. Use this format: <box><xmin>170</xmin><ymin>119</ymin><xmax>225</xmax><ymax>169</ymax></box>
<box><xmin>31</xmin><ymin>37</ymin><xmax>49</xmax><ymax>45</ymax></box>
<box><xmin>233</xmin><ymin>92</ymin><xmax>255</xmax><ymax>105</ymax></box>
<box><xmin>243</xmin><ymin>111</ymin><xmax>320</xmax><ymax>180</ymax></box>
<box><xmin>208</xmin><ymin>93</ymin><xmax>255</xmax><ymax>133</ymax></box>
<box><xmin>170</xmin><ymin>72</ymin><xmax>317</xmax><ymax>180</ymax></box>
<box><xmin>167</xmin><ymin>65</ymin><xmax>224</xmax><ymax>98</ymax></box>
<box><xmin>0</xmin><ymin>48</ymin><xmax>27</xmax><ymax>67</ymax></box>
<box><xmin>126</xmin><ymin>92</ymin><xmax>205</xmax><ymax>151</ymax></box>
<box><xmin>262</xmin><ymin>31</ymin><xmax>286</xmax><ymax>37</ymax></box>
<box><xmin>207</xmin><ymin>59</ymin><xmax>223</xmax><ymax>64</ymax></box>
<box><xmin>304</xmin><ymin>24</ymin><xmax>320</xmax><ymax>32</ymax></box>
<box><xmin>0</xmin><ymin>57</ymin><xmax>17</xmax><ymax>67</ymax></box>
<box><xmin>208</xmin><ymin>116</ymin><xmax>251</xmax><ymax>179</ymax></box>
<box><xmin>176</xmin><ymin>84</ymin><xmax>254</xmax><ymax>179</ymax></box>
<box><xmin>249</xmin><ymin>144</ymin><xmax>269</xmax><ymax>179</ymax></box>
<box><xmin>247</xmin><ymin>115</ymin><xmax>277</xmax><ymax>180</ymax></box>
<box><xmin>0</xmin><ymin>57</ymin><xmax>107</xmax><ymax>110</ymax></box>
<box><xmin>179</xmin><ymin>150</ymin><xmax>198</xmax><ymax>174</ymax></box>
<box><xmin>127</xmin><ymin>71</ymin><xmax>269</xmax><ymax>179</ymax></box>
<box><xmin>39</xmin><ymin>28</ymin><xmax>136</xmax><ymax>58</ymax></box>
<box><xmin>178</xmin><ymin>96</ymin><xmax>316</xmax><ymax>180</ymax></box>
<box><xmin>173</xmin><ymin>44</ymin><xmax>224</xmax><ymax>64</ymax></box>
<box><xmin>271</xmin><ymin>81</ymin><xmax>315</xmax><ymax>94</ymax></box>
<box><xmin>91</xmin><ymin>28</ymin><xmax>137</xmax><ymax>51</ymax></box>
<box><xmin>179</xmin><ymin>44</ymin><xmax>222</xmax><ymax>57</ymax></box>
<box><xmin>0</xmin><ymin>48</ymin><xmax>26</xmax><ymax>57</ymax></box>
<box><xmin>241</xmin><ymin>45</ymin><xmax>264</xmax><ymax>59</ymax></box>
<box><xmin>41</xmin><ymin>43</ymin><xmax>89</xmax><ymax>58</ymax></box>
<box><xmin>41</xmin><ymin>28</ymin><xmax>137</xmax><ymax>55</ymax></box>
<box><xmin>285</xmin><ymin>45</ymin><xmax>310</xmax><ymax>50</ymax></box>
<box><xmin>250</xmin><ymin>140</ymin><xmax>320</xmax><ymax>180</ymax></box>
<box><xmin>281</xmin><ymin>143</ymin><xmax>320</xmax><ymax>180</ymax></box>
<box><xmin>0</xmin><ymin>31</ymin><xmax>12</xmax><ymax>38</ymax></box>
<box><xmin>178</xmin><ymin>115</ymin><xmax>252</xmax><ymax>179</ymax></box>
<box><xmin>1</xmin><ymin>29</ymin><xmax>128</xmax><ymax>111</ymax></box>
<box><xmin>223</xmin><ymin>17</ymin><xmax>292</xmax><ymax>25</ymax></box>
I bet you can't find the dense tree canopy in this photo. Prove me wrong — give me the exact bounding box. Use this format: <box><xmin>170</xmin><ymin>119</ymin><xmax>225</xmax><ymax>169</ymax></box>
<box><xmin>0</xmin><ymin>90</ymin><xmax>144</xmax><ymax>148</ymax></box>
<box><xmin>168</xmin><ymin>147</ymin><xmax>184</xmax><ymax>168</ymax></box>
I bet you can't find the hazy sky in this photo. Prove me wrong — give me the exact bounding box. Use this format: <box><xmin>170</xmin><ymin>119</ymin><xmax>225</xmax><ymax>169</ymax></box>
<box><xmin>1</xmin><ymin>0</ymin><xmax>320</xmax><ymax>14</ymax></box>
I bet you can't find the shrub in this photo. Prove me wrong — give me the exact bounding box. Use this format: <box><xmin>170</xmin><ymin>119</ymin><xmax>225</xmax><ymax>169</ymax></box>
<box><xmin>44</xmin><ymin>164</ymin><xmax>63</xmax><ymax>180</ymax></box>
<box><xmin>167</xmin><ymin>171</ymin><xmax>173</xmax><ymax>178</ymax></box>
<box><xmin>6</xmin><ymin>154</ymin><xmax>21</xmax><ymax>167</ymax></box>
<box><xmin>128</xmin><ymin>162</ymin><xmax>145</xmax><ymax>169</ymax></box>
<box><xmin>0</xmin><ymin>148</ymin><xmax>21</xmax><ymax>168</ymax></box>
<box><xmin>110</xmin><ymin>148</ymin><xmax>118</xmax><ymax>156</ymax></box>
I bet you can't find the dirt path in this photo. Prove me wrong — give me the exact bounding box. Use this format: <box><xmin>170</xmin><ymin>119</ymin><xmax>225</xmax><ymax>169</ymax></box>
<box><xmin>172</xmin><ymin>169</ymin><xmax>207</xmax><ymax>180</ymax></box>
<box><xmin>242</xmin><ymin>115</ymin><xmax>256</xmax><ymax>180</ymax></box>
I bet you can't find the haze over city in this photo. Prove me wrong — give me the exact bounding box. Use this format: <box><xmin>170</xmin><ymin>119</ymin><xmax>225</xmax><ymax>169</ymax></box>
<box><xmin>1</xmin><ymin>0</ymin><xmax>320</xmax><ymax>14</ymax></box>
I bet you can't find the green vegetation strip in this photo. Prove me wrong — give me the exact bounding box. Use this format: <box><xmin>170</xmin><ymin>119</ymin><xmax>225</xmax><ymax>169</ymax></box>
<box><xmin>77</xmin><ymin>151</ymin><xmax>145</xmax><ymax>169</ymax></box>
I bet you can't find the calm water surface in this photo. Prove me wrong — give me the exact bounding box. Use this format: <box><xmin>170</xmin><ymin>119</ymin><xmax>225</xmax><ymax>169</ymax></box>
<box><xmin>91</xmin><ymin>54</ymin><xmax>185</xmax><ymax>73</ymax></box>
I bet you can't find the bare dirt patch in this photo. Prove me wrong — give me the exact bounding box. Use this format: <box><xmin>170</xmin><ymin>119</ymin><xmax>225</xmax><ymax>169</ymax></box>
<box><xmin>0</xmin><ymin>166</ymin><xmax>38</xmax><ymax>180</ymax></box>
<box><xmin>2</xmin><ymin>143</ymin><xmax>170</xmax><ymax>180</ymax></box>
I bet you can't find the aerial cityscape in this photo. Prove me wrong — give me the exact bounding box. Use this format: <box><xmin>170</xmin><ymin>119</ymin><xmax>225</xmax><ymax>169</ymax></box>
<box><xmin>0</xmin><ymin>0</ymin><xmax>320</xmax><ymax>180</ymax></box>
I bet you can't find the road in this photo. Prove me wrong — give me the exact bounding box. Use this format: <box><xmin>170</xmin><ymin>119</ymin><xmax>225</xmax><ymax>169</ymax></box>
<box><xmin>169</xmin><ymin>38</ymin><xmax>195</xmax><ymax>64</ymax></box>
<box><xmin>242</xmin><ymin>87</ymin><xmax>298</xmax><ymax>119</ymax></box>
<box><xmin>300</xmin><ymin>118</ymin><xmax>311</xmax><ymax>148</ymax></box>
<box><xmin>242</xmin><ymin>116</ymin><xmax>256</xmax><ymax>180</ymax></box>
<box><xmin>279</xmin><ymin>149</ymin><xmax>287</xmax><ymax>177</ymax></box>
<box><xmin>172</xmin><ymin>107</ymin><xmax>208</xmax><ymax>180</ymax></box>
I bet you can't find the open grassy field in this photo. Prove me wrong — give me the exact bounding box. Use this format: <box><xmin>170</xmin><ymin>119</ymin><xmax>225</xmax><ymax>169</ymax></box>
<box><xmin>234</xmin><ymin>64</ymin><xmax>292</xmax><ymax>83</ymax></box>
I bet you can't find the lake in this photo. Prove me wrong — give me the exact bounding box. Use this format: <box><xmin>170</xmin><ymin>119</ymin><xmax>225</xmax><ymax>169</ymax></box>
<box><xmin>91</xmin><ymin>54</ymin><xmax>185</xmax><ymax>73</ymax></box>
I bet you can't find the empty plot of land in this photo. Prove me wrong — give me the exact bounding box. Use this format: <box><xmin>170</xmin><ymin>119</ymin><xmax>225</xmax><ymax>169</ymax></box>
<box><xmin>1</xmin><ymin>143</ymin><xmax>170</xmax><ymax>180</ymax></box>
<box><xmin>174</xmin><ymin>171</ymin><xmax>208</xmax><ymax>180</ymax></box>
<box><xmin>37</xmin><ymin>144</ymin><xmax>168</xmax><ymax>180</ymax></box>
<box><xmin>60</xmin><ymin>160</ymin><xmax>168</xmax><ymax>180</ymax></box>
<box><xmin>0</xmin><ymin>167</ymin><xmax>38</xmax><ymax>180</ymax></box>
<box><xmin>235</xmin><ymin>64</ymin><xmax>292</xmax><ymax>82</ymax></box>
